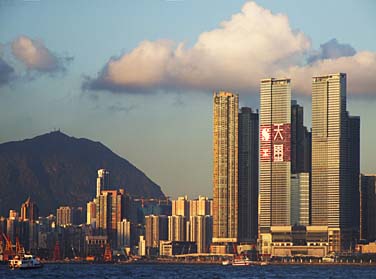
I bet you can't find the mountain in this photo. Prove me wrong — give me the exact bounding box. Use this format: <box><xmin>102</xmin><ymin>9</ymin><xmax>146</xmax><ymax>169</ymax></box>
<box><xmin>0</xmin><ymin>131</ymin><xmax>165</xmax><ymax>216</ymax></box>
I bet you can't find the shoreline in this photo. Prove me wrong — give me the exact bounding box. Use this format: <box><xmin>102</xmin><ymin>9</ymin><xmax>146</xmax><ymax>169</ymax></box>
<box><xmin>36</xmin><ymin>260</ymin><xmax>376</xmax><ymax>267</ymax></box>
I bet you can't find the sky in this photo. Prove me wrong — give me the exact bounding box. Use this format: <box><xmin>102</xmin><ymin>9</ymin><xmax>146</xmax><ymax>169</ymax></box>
<box><xmin>0</xmin><ymin>0</ymin><xmax>375</xmax><ymax>199</ymax></box>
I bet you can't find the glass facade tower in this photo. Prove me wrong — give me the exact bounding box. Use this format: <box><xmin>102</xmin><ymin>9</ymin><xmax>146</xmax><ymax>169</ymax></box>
<box><xmin>259</xmin><ymin>78</ymin><xmax>291</xmax><ymax>233</ymax></box>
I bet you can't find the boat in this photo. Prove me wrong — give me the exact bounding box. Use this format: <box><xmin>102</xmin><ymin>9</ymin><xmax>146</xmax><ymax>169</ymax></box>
<box><xmin>222</xmin><ymin>259</ymin><xmax>231</xmax><ymax>266</ymax></box>
<box><xmin>9</xmin><ymin>254</ymin><xmax>43</xmax><ymax>269</ymax></box>
<box><xmin>232</xmin><ymin>256</ymin><xmax>252</xmax><ymax>266</ymax></box>
<box><xmin>322</xmin><ymin>256</ymin><xmax>335</xmax><ymax>263</ymax></box>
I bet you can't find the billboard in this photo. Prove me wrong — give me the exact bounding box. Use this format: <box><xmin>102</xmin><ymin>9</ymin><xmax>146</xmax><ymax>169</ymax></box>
<box><xmin>260</xmin><ymin>123</ymin><xmax>290</xmax><ymax>162</ymax></box>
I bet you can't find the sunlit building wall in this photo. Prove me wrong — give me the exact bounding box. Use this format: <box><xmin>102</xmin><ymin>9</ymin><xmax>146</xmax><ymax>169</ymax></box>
<box><xmin>311</xmin><ymin>73</ymin><xmax>359</xmax><ymax>252</ymax></box>
<box><xmin>212</xmin><ymin>91</ymin><xmax>239</xmax><ymax>243</ymax></box>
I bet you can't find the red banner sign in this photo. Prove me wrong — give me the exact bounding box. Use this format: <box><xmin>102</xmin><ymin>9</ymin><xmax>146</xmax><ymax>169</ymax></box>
<box><xmin>260</xmin><ymin>123</ymin><xmax>290</xmax><ymax>162</ymax></box>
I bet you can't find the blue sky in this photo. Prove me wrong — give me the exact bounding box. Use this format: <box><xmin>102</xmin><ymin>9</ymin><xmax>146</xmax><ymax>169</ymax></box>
<box><xmin>0</xmin><ymin>0</ymin><xmax>375</xmax><ymax>199</ymax></box>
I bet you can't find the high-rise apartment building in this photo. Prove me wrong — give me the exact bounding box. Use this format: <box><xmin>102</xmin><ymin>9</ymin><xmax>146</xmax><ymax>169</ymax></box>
<box><xmin>259</xmin><ymin>78</ymin><xmax>291</xmax><ymax>230</ymax></box>
<box><xmin>189</xmin><ymin>196</ymin><xmax>212</xmax><ymax>217</ymax></box>
<box><xmin>168</xmin><ymin>215</ymin><xmax>186</xmax><ymax>242</ymax></box>
<box><xmin>212</xmin><ymin>91</ymin><xmax>239</xmax><ymax>243</ymax></box>
<box><xmin>145</xmin><ymin>215</ymin><xmax>168</xmax><ymax>253</ymax></box>
<box><xmin>56</xmin><ymin>206</ymin><xmax>83</xmax><ymax>227</ymax></box>
<box><xmin>188</xmin><ymin>215</ymin><xmax>213</xmax><ymax>253</ymax></box>
<box><xmin>238</xmin><ymin>107</ymin><xmax>259</xmax><ymax>243</ymax></box>
<box><xmin>311</xmin><ymin>73</ymin><xmax>359</xmax><ymax>252</ymax></box>
<box><xmin>360</xmin><ymin>174</ymin><xmax>376</xmax><ymax>241</ymax></box>
<box><xmin>96</xmin><ymin>189</ymin><xmax>129</xmax><ymax>246</ymax></box>
<box><xmin>96</xmin><ymin>169</ymin><xmax>110</xmax><ymax>198</ymax></box>
<box><xmin>87</xmin><ymin>201</ymin><xmax>96</xmax><ymax>227</ymax></box>
<box><xmin>172</xmin><ymin>196</ymin><xmax>190</xmax><ymax>218</ymax></box>
<box><xmin>117</xmin><ymin>219</ymin><xmax>131</xmax><ymax>249</ymax></box>
<box><xmin>56</xmin><ymin>206</ymin><xmax>73</xmax><ymax>226</ymax></box>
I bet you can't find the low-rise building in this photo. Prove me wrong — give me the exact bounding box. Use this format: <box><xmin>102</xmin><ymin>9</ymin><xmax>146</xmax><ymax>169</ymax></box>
<box><xmin>159</xmin><ymin>241</ymin><xmax>197</xmax><ymax>257</ymax></box>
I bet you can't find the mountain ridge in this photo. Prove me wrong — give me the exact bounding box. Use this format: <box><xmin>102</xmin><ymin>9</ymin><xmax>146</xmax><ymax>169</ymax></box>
<box><xmin>0</xmin><ymin>131</ymin><xmax>165</xmax><ymax>216</ymax></box>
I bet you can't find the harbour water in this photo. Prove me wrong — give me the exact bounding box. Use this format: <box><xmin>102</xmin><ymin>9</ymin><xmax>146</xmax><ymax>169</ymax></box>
<box><xmin>1</xmin><ymin>263</ymin><xmax>376</xmax><ymax>279</ymax></box>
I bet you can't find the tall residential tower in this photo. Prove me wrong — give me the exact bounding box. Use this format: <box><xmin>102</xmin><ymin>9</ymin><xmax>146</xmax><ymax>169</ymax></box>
<box><xmin>96</xmin><ymin>169</ymin><xmax>110</xmax><ymax>198</ymax></box>
<box><xmin>212</xmin><ymin>91</ymin><xmax>239</xmax><ymax>244</ymax></box>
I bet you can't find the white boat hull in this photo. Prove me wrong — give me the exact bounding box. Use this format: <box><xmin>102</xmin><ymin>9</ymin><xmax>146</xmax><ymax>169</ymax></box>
<box><xmin>9</xmin><ymin>254</ymin><xmax>43</xmax><ymax>269</ymax></box>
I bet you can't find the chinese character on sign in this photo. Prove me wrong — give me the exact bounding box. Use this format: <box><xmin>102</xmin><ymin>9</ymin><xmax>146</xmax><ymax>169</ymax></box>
<box><xmin>261</xmin><ymin>128</ymin><xmax>270</xmax><ymax>141</ymax></box>
<box><xmin>273</xmin><ymin>124</ymin><xmax>284</xmax><ymax>140</ymax></box>
<box><xmin>262</xmin><ymin>148</ymin><xmax>270</xmax><ymax>158</ymax></box>
<box><xmin>274</xmin><ymin>144</ymin><xmax>283</xmax><ymax>162</ymax></box>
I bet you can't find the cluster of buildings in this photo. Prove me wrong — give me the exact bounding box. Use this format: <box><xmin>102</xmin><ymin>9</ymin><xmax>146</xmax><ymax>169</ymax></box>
<box><xmin>1</xmin><ymin>72</ymin><xmax>376</xmax><ymax>261</ymax></box>
<box><xmin>141</xmin><ymin>195</ymin><xmax>213</xmax><ymax>257</ymax></box>
<box><xmin>0</xmin><ymin>169</ymin><xmax>213</xmax><ymax>260</ymax></box>
<box><xmin>212</xmin><ymin>73</ymin><xmax>375</xmax><ymax>258</ymax></box>
<box><xmin>86</xmin><ymin>169</ymin><xmax>214</xmax><ymax>258</ymax></box>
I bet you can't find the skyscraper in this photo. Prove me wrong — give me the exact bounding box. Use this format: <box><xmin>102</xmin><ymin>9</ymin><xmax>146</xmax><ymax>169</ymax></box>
<box><xmin>20</xmin><ymin>197</ymin><xmax>39</xmax><ymax>222</ymax></box>
<box><xmin>360</xmin><ymin>174</ymin><xmax>376</xmax><ymax>241</ymax></box>
<box><xmin>259</xmin><ymin>78</ymin><xmax>291</xmax><ymax>230</ymax></box>
<box><xmin>238</xmin><ymin>107</ymin><xmax>259</xmax><ymax>243</ymax></box>
<box><xmin>291</xmin><ymin>100</ymin><xmax>311</xmax><ymax>174</ymax></box>
<box><xmin>96</xmin><ymin>169</ymin><xmax>110</xmax><ymax>198</ymax></box>
<box><xmin>348</xmin><ymin>115</ymin><xmax>360</xmax><ymax>236</ymax></box>
<box><xmin>96</xmin><ymin>189</ymin><xmax>128</xmax><ymax>246</ymax></box>
<box><xmin>212</xmin><ymin>91</ymin><xmax>238</xmax><ymax>243</ymax></box>
<box><xmin>311</xmin><ymin>73</ymin><xmax>358</xmax><ymax>252</ymax></box>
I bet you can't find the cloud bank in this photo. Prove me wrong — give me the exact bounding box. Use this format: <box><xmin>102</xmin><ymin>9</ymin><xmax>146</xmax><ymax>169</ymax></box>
<box><xmin>11</xmin><ymin>36</ymin><xmax>72</xmax><ymax>73</ymax></box>
<box><xmin>84</xmin><ymin>1</ymin><xmax>376</xmax><ymax>96</ymax></box>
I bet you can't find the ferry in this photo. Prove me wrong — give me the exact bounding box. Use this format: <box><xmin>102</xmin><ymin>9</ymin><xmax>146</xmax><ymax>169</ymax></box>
<box><xmin>232</xmin><ymin>256</ymin><xmax>252</xmax><ymax>266</ymax></box>
<box><xmin>9</xmin><ymin>254</ymin><xmax>43</xmax><ymax>269</ymax></box>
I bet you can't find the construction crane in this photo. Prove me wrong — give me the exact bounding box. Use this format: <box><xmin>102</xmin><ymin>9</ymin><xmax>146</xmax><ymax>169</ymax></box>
<box><xmin>2</xmin><ymin>233</ymin><xmax>15</xmax><ymax>261</ymax></box>
<box><xmin>15</xmin><ymin>236</ymin><xmax>25</xmax><ymax>257</ymax></box>
<box><xmin>0</xmin><ymin>238</ymin><xmax>4</xmax><ymax>255</ymax></box>
<box><xmin>0</xmin><ymin>238</ymin><xmax>3</xmax><ymax>259</ymax></box>
<box><xmin>103</xmin><ymin>243</ymin><xmax>112</xmax><ymax>262</ymax></box>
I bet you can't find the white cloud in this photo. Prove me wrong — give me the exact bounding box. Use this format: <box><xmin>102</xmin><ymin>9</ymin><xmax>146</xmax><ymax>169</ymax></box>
<box><xmin>11</xmin><ymin>36</ymin><xmax>71</xmax><ymax>73</ymax></box>
<box><xmin>281</xmin><ymin>51</ymin><xmax>376</xmax><ymax>95</ymax></box>
<box><xmin>85</xmin><ymin>1</ymin><xmax>376</xmax><ymax>96</ymax></box>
